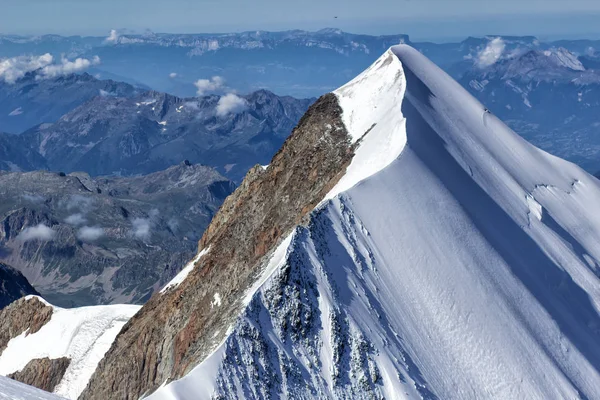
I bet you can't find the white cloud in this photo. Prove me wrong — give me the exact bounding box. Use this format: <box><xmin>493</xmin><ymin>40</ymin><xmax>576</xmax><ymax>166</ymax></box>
<box><xmin>17</xmin><ymin>224</ymin><xmax>56</xmax><ymax>242</ymax></box>
<box><xmin>0</xmin><ymin>53</ymin><xmax>101</xmax><ymax>84</ymax></box>
<box><xmin>476</xmin><ymin>37</ymin><xmax>506</xmax><ymax>68</ymax></box>
<box><xmin>38</xmin><ymin>55</ymin><xmax>100</xmax><ymax>79</ymax></box>
<box><xmin>77</xmin><ymin>226</ymin><xmax>104</xmax><ymax>241</ymax></box>
<box><xmin>216</xmin><ymin>93</ymin><xmax>248</xmax><ymax>117</ymax></box>
<box><xmin>132</xmin><ymin>218</ymin><xmax>151</xmax><ymax>240</ymax></box>
<box><xmin>65</xmin><ymin>213</ymin><xmax>87</xmax><ymax>226</ymax></box>
<box><xmin>0</xmin><ymin>53</ymin><xmax>53</xmax><ymax>84</ymax></box>
<box><xmin>169</xmin><ymin>72</ymin><xmax>178</xmax><ymax>79</ymax></box>
<box><xmin>194</xmin><ymin>76</ymin><xmax>225</xmax><ymax>96</ymax></box>
<box><xmin>105</xmin><ymin>29</ymin><xmax>120</xmax><ymax>44</ymax></box>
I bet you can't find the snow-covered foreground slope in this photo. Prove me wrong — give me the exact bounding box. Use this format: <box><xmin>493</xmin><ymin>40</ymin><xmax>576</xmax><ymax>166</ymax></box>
<box><xmin>0</xmin><ymin>375</ymin><xmax>65</xmax><ymax>400</ymax></box>
<box><xmin>0</xmin><ymin>296</ymin><xmax>139</xmax><ymax>399</ymax></box>
<box><xmin>149</xmin><ymin>45</ymin><xmax>600</xmax><ymax>399</ymax></box>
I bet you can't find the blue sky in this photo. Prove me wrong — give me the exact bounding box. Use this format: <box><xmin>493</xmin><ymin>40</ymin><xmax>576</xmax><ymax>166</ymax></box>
<box><xmin>2</xmin><ymin>0</ymin><xmax>599</xmax><ymax>40</ymax></box>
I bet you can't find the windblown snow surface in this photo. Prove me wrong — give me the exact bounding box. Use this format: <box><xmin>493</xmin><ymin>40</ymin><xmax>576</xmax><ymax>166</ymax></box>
<box><xmin>0</xmin><ymin>375</ymin><xmax>64</xmax><ymax>400</ymax></box>
<box><xmin>149</xmin><ymin>45</ymin><xmax>600</xmax><ymax>399</ymax></box>
<box><xmin>0</xmin><ymin>296</ymin><xmax>140</xmax><ymax>400</ymax></box>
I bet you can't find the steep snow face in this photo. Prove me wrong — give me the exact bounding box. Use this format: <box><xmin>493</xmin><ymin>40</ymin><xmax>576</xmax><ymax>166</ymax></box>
<box><xmin>0</xmin><ymin>296</ymin><xmax>140</xmax><ymax>399</ymax></box>
<box><xmin>149</xmin><ymin>45</ymin><xmax>600</xmax><ymax>399</ymax></box>
<box><xmin>326</xmin><ymin>49</ymin><xmax>407</xmax><ymax>200</ymax></box>
<box><xmin>0</xmin><ymin>375</ymin><xmax>65</xmax><ymax>400</ymax></box>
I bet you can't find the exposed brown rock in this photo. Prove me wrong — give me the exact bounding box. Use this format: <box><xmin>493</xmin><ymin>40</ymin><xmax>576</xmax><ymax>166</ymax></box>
<box><xmin>0</xmin><ymin>296</ymin><xmax>53</xmax><ymax>354</ymax></box>
<box><xmin>81</xmin><ymin>93</ymin><xmax>356</xmax><ymax>400</ymax></box>
<box><xmin>7</xmin><ymin>357</ymin><xmax>70</xmax><ymax>393</ymax></box>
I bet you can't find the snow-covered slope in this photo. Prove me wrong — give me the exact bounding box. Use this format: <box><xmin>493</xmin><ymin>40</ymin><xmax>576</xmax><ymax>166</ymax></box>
<box><xmin>149</xmin><ymin>44</ymin><xmax>600</xmax><ymax>399</ymax></box>
<box><xmin>0</xmin><ymin>296</ymin><xmax>139</xmax><ymax>399</ymax></box>
<box><xmin>0</xmin><ymin>375</ymin><xmax>65</xmax><ymax>400</ymax></box>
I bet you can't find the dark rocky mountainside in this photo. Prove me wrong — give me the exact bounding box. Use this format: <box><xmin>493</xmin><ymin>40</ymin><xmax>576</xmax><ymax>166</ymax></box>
<box><xmin>0</xmin><ymin>72</ymin><xmax>140</xmax><ymax>134</ymax></box>
<box><xmin>81</xmin><ymin>93</ymin><xmax>353</xmax><ymax>399</ymax></box>
<box><xmin>0</xmin><ymin>262</ymin><xmax>39</xmax><ymax>309</ymax></box>
<box><xmin>20</xmin><ymin>89</ymin><xmax>312</xmax><ymax>182</ymax></box>
<box><xmin>0</xmin><ymin>132</ymin><xmax>47</xmax><ymax>172</ymax></box>
<box><xmin>0</xmin><ymin>162</ymin><xmax>234</xmax><ymax>307</ymax></box>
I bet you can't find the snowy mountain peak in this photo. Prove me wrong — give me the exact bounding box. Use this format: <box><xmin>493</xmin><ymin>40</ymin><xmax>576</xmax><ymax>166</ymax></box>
<box><xmin>83</xmin><ymin>45</ymin><xmax>600</xmax><ymax>400</ymax></box>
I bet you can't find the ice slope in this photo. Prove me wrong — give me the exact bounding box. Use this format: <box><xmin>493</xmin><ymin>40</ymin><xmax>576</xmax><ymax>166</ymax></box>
<box><xmin>0</xmin><ymin>375</ymin><xmax>65</xmax><ymax>400</ymax></box>
<box><xmin>149</xmin><ymin>45</ymin><xmax>600</xmax><ymax>399</ymax></box>
<box><xmin>0</xmin><ymin>296</ymin><xmax>140</xmax><ymax>400</ymax></box>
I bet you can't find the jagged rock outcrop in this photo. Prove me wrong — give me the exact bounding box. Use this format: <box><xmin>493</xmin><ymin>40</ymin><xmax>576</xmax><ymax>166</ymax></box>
<box><xmin>81</xmin><ymin>93</ymin><xmax>355</xmax><ymax>399</ymax></box>
<box><xmin>8</xmin><ymin>357</ymin><xmax>70</xmax><ymax>392</ymax></box>
<box><xmin>0</xmin><ymin>297</ymin><xmax>52</xmax><ymax>352</ymax></box>
<box><xmin>0</xmin><ymin>262</ymin><xmax>39</xmax><ymax>309</ymax></box>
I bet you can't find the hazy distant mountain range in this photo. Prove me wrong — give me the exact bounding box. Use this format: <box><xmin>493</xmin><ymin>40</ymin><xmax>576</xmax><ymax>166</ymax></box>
<box><xmin>1</xmin><ymin>30</ymin><xmax>598</xmax><ymax>98</ymax></box>
<box><xmin>0</xmin><ymin>163</ymin><xmax>234</xmax><ymax>307</ymax></box>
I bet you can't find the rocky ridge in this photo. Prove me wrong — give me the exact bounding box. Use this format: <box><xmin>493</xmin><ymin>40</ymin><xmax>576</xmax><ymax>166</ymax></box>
<box><xmin>81</xmin><ymin>92</ymin><xmax>355</xmax><ymax>399</ymax></box>
<box><xmin>0</xmin><ymin>296</ymin><xmax>53</xmax><ymax>353</ymax></box>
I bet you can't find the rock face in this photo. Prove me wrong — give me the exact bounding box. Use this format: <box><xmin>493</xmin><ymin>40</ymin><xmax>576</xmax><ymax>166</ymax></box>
<box><xmin>0</xmin><ymin>297</ymin><xmax>52</xmax><ymax>353</ymax></box>
<box><xmin>20</xmin><ymin>89</ymin><xmax>313</xmax><ymax>182</ymax></box>
<box><xmin>81</xmin><ymin>93</ymin><xmax>354</xmax><ymax>399</ymax></box>
<box><xmin>0</xmin><ymin>262</ymin><xmax>39</xmax><ymax>309</ymax></box>
<box><xmin>8</xmin><ymin>357</ymin><xmax>70</xmax><ymax>393</ymax></box>
<box><xmin>0</xmin><ymin>163</ymin><xmax>234</xmax><ymax>307</ymax></box>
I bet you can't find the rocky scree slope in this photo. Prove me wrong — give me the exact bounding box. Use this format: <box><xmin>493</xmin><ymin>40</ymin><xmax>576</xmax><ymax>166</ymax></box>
<box><xmin>0</xmin><ymin>262</ymin><xmax>39</xmax><ymax>309</ymax></box>
<box><xmin>0</xmin><ymin>163</ymin><xmax>233</xmax><ymax>307</ymax></box>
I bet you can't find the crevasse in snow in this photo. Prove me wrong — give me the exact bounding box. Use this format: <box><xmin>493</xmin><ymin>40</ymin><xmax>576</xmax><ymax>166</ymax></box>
<box><xmin>149</xmin><ymin>45</ymin><xmax>600</xmax><ymax>399</ymax></box>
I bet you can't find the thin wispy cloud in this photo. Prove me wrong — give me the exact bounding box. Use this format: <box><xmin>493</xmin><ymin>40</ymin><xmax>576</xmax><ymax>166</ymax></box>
<box><xmin>65</xmin><ymin>213</ymin><xmax>87</xmax><ymax>226</ymax></box>
<box><xmin>132</xmin><ymin>218</ymin><xmax>151</xmax><ymax>240</ymax></box>
<box><xmin>477</xmin><ymin>37</ymin><xmax>506</xmax><ymax>68</ymax></box>
<box><xmin>77</xmin><ymin>226</ymin><xmax>104</xmax><ymax>241</ymax></box>
<box><xmin>17</xmin><ymin>224</ymin><xmax>56</xmax><ymax>242</ymax></box>
<box><xmin>63</xmin><ymin>194</ymin><xmax>95</xmax><ymax>212</ymax></box>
